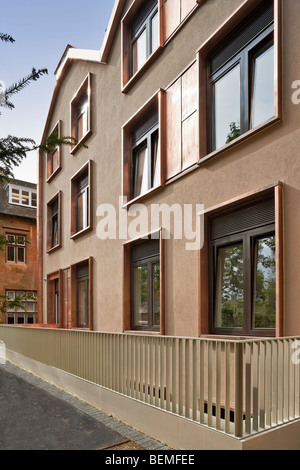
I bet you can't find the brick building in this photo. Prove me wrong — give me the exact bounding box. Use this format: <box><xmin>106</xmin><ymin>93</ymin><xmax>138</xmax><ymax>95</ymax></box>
<box><xmin>0</xmin><ymin>178</ymin><xmax>38</xmax><ymax>324</ymax></box>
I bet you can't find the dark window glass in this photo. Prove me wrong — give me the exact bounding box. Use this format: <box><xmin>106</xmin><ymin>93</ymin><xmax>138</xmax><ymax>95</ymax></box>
<box><xmin>210</xmin><ymin>197</ymin><xmax>276</xmax><ymax>336</ymax></box>
<box><xmin>51</xmin><ymin>201</ymin><xmax>59</xmax><ymax>248</ymax></box>
<box><xmin>131</xmin><ymin>1</ymin><xmax>158</xmax><ymax>76</ymax></box>
<box><xmin>209</xmin><ymin>2</ymin><xmax>274</xmax><ymax>151</ymax></box>
<box><xmin>131</xmin><ymin>240</ymin><xmax>160</xmax><ymax>331</ymax></box>
<box><xmin>77</xmin><ymin>264</ymin><xmax>89</xmax><ymax>328</ymax></box>
<box><xmin>132</xmin><ymin>118</ymin><xmax>159</xmax><ymax>199</ymax></box>
<box><xmin>76</xmin><ymin>173</ymin><xmax>89</xmax><ymax>232</ymax></box>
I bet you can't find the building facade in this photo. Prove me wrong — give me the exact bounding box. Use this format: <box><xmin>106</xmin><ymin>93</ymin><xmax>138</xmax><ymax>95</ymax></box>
<box><xmin>0</xmin><ymin>179</ymin><xmax>38</xmax><ymax>324</ymax></box>
<box><xmin>39</xmin><ymin>0</ymin><xmax>299</xmax><ymax>340</ymax></box>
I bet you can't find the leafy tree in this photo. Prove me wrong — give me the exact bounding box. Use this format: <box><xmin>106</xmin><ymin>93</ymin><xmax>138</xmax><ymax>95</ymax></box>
<box><xmin>0</xmin><ymin>32</ymin><xmax>81</xmax><ymax>321</ymax></box>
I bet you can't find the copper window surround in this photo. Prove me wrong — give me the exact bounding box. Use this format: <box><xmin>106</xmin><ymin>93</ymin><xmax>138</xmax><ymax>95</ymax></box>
<box><xmin>70</xmin><ymin>257</ymin><xmax>93</xmax><ymax>330</ymax></box>
<box><xmin>121</xmin><ymin>0</ymin><xmax>204</xmax><ymax>93</ymax></box>
<box><xmin>198</xmin><ymin>182</ymin><xmax>284</xmax><ymax>338</ymax></box>
<box><xmin>70</xmin><ymin>73</ymin><xmax>92</xmax><ymax>155</ymax></box>
<box><xmin>46</xmin><ymin>270</ymin><xmax>63</xmax><ymax>327</ymax></box>
<box><xmin>122</xmin><ymin>90</ymin><xmax>165</xmax><ymax>207</ymax></box>
<box><xmin>123</xmin><ymin>228</ymin><xmax>165</xmax><ymax>335</ymax></box>
<box><xmin>70</xmin><ymin>160</ymin><xmax>93</xmax><ymax>240</ymax></box>
<box><xmin>46</xmin><ymin>120</ymin><xmax>62</xmax><ymax>183</ymax></box>
<box><xmin>196</xmin><ymin>0</ymin><xmax>282</xmax><ymax>164</ymax></box>
<box><xmin>46</xmin><ymin>191</ymin><xmax>62</xmax><ymax>254</ymax></box>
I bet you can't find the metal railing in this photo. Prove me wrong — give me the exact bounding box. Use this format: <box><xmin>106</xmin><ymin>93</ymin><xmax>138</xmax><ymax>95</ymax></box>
<box><xmin>0</xmin><ymin>325</ymin><xmax>299</xmax><ymax>439</ymax></box>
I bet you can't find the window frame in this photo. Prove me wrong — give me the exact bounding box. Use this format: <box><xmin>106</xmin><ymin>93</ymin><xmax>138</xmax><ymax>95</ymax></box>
<box><xmin>8</xmin><ymin>184</ymin><xmax>37</xmax><ymax>208</ymax></box>
<box><xmin>70</xmin><ymin>74</ymin><xmax>92</xmax><ymax>155</ymax></box>
<box><xmin>46</xmin><ymin>191</ymin><xmax>62</xmax><ymax>253</ymax></box>
<box><xmin>209</xmin><ymin>224</ymin><xmax>276</xmax><ymax>337</ymax></box>
<box><xmin>5</xmin><ymin>290</ymin><xmax>38</xmax><ymax>325</ymax></box>
<box><xmin>209</xmin><ymin>25</ymin><xmax>274</xmax><ymax>152</ymax></box>
<box><xmin>46</xmin><ymin>120</ymin><xmax>62</xmax><ymax>182</ymax></box>
<box><xmin>70</xmin><ymin>160</ymin><xmax>93</xmax><ymax>239</ymax></box>
<box><xmin>197</xmin><ymin>0</ymin><xmax>282</xmax><ymax>163</ymax></box>
<box><xmin>123</xmin><ymin>230</ymin><xmax>165</xmax><ymax>334</ymax></box>
<box><xmin>70</xmin><ymin>257</ymin><xmax>93</xmax><ymax>330</ymax></box>
<box><xmin>198</xmin><ymin>183</ymin><xmax>284</xmax><ymax>338</ymax></box>
<box><xmin>121</xmin><ymin>0</ymin><xmax>163</xmax><ymax>91</ymax></box>
<box><xmin>122</xmin><ymin>90</ymin><xmax>165</xmax><ymax>206</ymax></box>
<box><xmin>6</xmin><ymin>234</ymin><xmax>26</xmax><ymax>264</ymax></box>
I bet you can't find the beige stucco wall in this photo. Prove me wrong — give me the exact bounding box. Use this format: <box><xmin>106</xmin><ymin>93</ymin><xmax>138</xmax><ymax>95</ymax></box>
<box><xmin>41</xmin><ymin>0</ymin><xmax>300</xmax><ymax>337</ymax></box>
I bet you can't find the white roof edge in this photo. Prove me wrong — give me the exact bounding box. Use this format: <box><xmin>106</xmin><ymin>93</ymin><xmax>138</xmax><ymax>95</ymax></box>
<box><xmin>55</xmin><ymin>48</ymin><xmax>102</xmax><ymax>80</ymax></box>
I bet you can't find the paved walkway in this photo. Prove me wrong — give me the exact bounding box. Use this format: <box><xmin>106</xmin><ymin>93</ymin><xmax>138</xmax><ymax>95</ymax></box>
<box><xmin>0</xmin><ymin>362</ymin><xmax>169</xmax><ymax>451</ymax></box>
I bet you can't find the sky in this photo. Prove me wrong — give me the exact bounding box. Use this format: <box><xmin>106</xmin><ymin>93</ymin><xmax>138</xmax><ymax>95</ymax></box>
<box><xmin>0</xmin><ymin>0</ymin><xmax>116</xmax><ymax>184</ymax></box>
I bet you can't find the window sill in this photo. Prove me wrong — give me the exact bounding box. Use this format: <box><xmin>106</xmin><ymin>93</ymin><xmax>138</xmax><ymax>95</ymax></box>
<box><xmin>6</xmin><ymin>261</ymin><xmax>27</xmax><ymax>266</ymax></box>
<box><xmin>122</xmin><ymin>46</ymin><xmax>163</xmax><ymax>94</ymax></box>
<box><xmin>46</xmin><ymin>244</ymin><xmax>61</xmax><ymax>254</ymax></box>
<box><xmin>198</xmin><ymin>116</ymin><xmax>281</xmax><ymax>166</ymax></box>
<box><xmin>70</xmin><ymin>225</ymin><xmax>92</xmax><ymax>240</ymax></box>
<box><xmin>46</xmin><ymin>166</ymin><xmax>62</xmax><ymax>184</ymax></box>
<box><xmin>122</xmin><ymin>184</ymin><xmax>163</xmax><ymax>209</ymax></box>
<box><xmin>70</xmin><ymin>130</ymin><xmax>92</xmax><ymax>156</ymax></box>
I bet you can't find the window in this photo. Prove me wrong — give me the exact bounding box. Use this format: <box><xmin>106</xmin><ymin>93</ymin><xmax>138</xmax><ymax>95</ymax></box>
<box><xmin>122</xmin><ymin>0</ymin><xmax>161</xmax><ymax>90</ymax></box>
<box><xmin>46</xmin><ymin>121</ymin><xmax>61</xmax><ymax>181</ymax></box>
<box><xmin>6</xmin><ymin>234</ymin><xmax>26</xmax><ymax>263</ymax></box>
<box><xmin>209</xmin><ymin>2</ymin><xmax>274</xmax><ymax>151</ymax></box>
<box><xmin>123</xmin><ymin>91</ymin><xmax>163</xmax><ymax>204</ymax></box>
<box><xmin>132</xmin><ymin>114</ymin><xmax>159</xmax><ymax>199</ymax></box>
<box><xmin>47</xmin><ymin>273</ymin><xmax>61</xmax><ymax>326</ymax></box>
<box><xmin>130</xmin><ymin>1</ymin><xmax>158</xmax><ymax>76</ymax></box>
<box><xmin>70</xmin><ymin>161</ymin><xmax>92</xmax><ymax>238</ymax></box>
<box><xmin>197</xmin><ymin>0</ymin><xmax>281</xmax><ymax>161</ymax></box>
<box><xmin>71</xmin><ymin>74</ymin><xmax>91</xmax><ymax>154</ymax></box>
<box><xmin>131</xmin><ymin>239</ymin><xmax>160</xmax><ymax>331</ymax></box>
<box><xmin>47</xmin><ymin>192</ymin><xmax>61</xmax><ymax>252</ymax></box>
<box><xmin>77</xmin><ymin>263</ymin><xmax>89</xmax><ymax>328</ymax></box>
<box><xmin>8</xmin><ymin>185</ymin><xmax>37</xmax><ymax>207</ymax></box>
<box><xmin>209</xmin><ymin>195</ymin><xmax>276</xmax><ymax>336</ymax></box>
<box><xmin>6</xmin><ymin>290</ymin><xmax>37</xmax><ymax>325</ymax></box>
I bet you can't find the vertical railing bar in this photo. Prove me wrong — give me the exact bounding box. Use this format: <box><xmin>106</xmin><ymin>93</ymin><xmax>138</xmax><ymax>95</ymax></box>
<box><xmin>207</xmin><ymin>341</ymin><xmax>212</xmax><ymax>427</ymax></box>
<box><xmin>144</xmin><ymin>336</ymin><xmax>149</xmax><ymax>404</ymax></box>
<box><xmin>178</xmin><ymin>338</ymin><xmax>183</xmax><ymax>417</ymax></box>
<box><xmin>225</xmin><ymin>342</ymin><xmax>231</xmax><ymax>434</ymax></box>
<box><xmin>245</xmin><ymin>341</ymin><xmax>252</xmax><ymax>435</ymax></box>
<box><xmin>149</xmin><ymin>337</ymin><xmax>154</xmax><ymax>405</ymax></box>
<box><xmin>216</xmin><ymin>341</ymin><xmax>221</xmax><ymax>430</ymax></box>
<box><xmin>252</xmin><ymin>341</ymin><xmax>259</xmax><ymax>432</ymax></box>
<box><xmin>284</xmin><ymin>339</ymin><xmax>289</xmax><ymax>421</ymax></box>
<box><xmin>278</xmin><ymin>339</ymin><xmax>283</xmax><ymax>423</ymax></box>
<box><xmin>192</xmin><ymin>339</ymin><xmax>197</xmax><ymax>422</ymax></box>
<box><xmin>266</xmin><ymin>341</ymin><xmax>272</xmax><ymax>427</ymax></box>
<box><xmin>185</xmin><ymin>339</ymin><xmax>190</xmax><ymax>419</ymax></box>
<box><xmin>172</xmin><ymin>338</ymin><xmax>177</xmax><ymax>414</ymax></box>
<box><xmin>160</xmin><ymin>337</ymin><xmax>165</xmax><ymax>410</ymax></box>
<box><xmin>139</xmin><ymin>336</ymin><xmax>143</xmax><ymax>402</ymax></box>
<box><xmin>155</xmin><ymin>338</ymin><xmax>159</xmax><ymax>408</ymax></box>
<box><xmin>289</xmin><ymin>338</ymin><xmax>295</xmax><ymax>419</ymax></box>
<box><xmin>166</xmin><ymin>338</ymin><xmax>171</xmax><ymax>411</ymax></box>
<box><xmin>259</xmin><ymin>341</ymin><xmax>265</xmax><ymax>430</ymax></box>
<box><xmin>272</xmin><ymin>340</ymin><xmax>278</xmax><ymax>425</ymax></box>
<box><xmin>199</xmin><ymin>340</ymin><xmax>204</xmax><ymax>424</ymax></box>
<box><xmin>234</xmin><ymin>342</ymin><xmax>244</xmax><ymax>438</ymax></box>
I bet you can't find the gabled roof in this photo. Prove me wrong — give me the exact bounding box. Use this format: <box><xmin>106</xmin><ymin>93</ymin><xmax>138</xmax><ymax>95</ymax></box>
<box><xmin>41</xmin><ymin>0</ymin><xmax>127</xmax><ymax>144</ymax></box>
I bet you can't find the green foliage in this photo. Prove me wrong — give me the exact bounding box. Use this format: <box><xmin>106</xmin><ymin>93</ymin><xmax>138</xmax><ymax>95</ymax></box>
<box><xmin>0</xmin><ymin>293</ymin><xmax>37</xmax><ymax>316</ymax></box>
<box><xmin>226</xmin><ymin>122</ymin><xmax>241</xmax><ymax>144</ymax></box>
